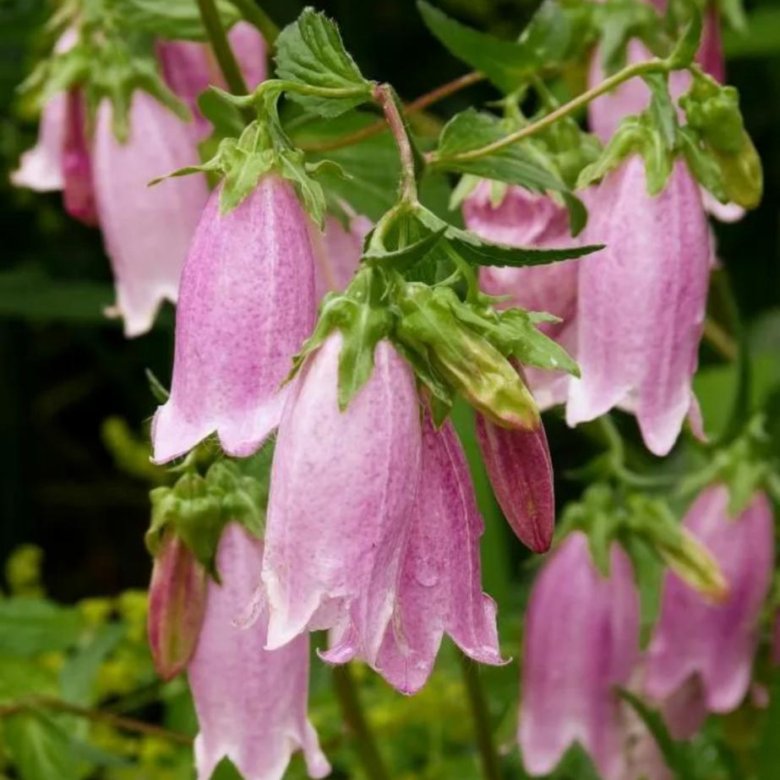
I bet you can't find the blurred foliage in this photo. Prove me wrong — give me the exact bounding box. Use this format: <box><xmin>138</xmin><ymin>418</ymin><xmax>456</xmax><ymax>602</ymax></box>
<box><xmin>0</xmin><ymin>0</ymin><xmax>780</xmax><ymax>778</ymax></box>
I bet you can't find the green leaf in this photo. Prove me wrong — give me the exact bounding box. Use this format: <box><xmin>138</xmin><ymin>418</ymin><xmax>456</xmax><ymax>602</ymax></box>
<box><xmin>418</xmin><ymin>1</ymin><xmax>536</xmax><ymax>93</ymax></box>
<box><xmin>114</xmin><ymin>0</ymin><xmax>241</xmax><ymax>41</ymax></box>
<box><xmin>0</xmin><ymin>269</ymin><xmax>114</xmax><ymax>325</ymax></box>
<box><xmin>0</xmin><ymin>655</ymin><xmax>59</xmax><ymax>705</ymax></box>
<box><xmin>667</xmin><ymin>7</ymin><xmax>703</xmax><ymax>69</ymax></box>
<box><xmin>4</xmin><ymin>712</ymin><xmax>80</xmax><ymax>780</ymax></box>
<box><xmin>0</xmin><ymin>599</ymin><xmax>83</xmax><ymax>657</ymax></box>
<box><xmin>757</xmin><ymin>670</ymin><xmax>780</xmax><ymax>779</ymax></box>
<box><xmin>274</xmin><ymin>7</ymin><xmax>372</xmax><ymax>118</ymax></box>
<box><xmin>59</xmin><ymin>625</ymin><xmax>125</xmax><ymax>706</ymax></box>
<box><xmin>433</xmin><ymin>109</ymin><xmax>568</xmax><ymax>194</ymax></box>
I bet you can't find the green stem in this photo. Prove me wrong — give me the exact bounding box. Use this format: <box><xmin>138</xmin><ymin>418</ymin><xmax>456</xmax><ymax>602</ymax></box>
<box><xmin>373</xmin><ymin>83</ymin><xmax>419</xmax><ymax>202</ymax></box>
<box><xmin>227</xmin><ymin>0</ymin><xmax>280</xmax><ymax>45</ymax></box>
<box><xmin>196</xmin><ymin>0</ymin><xmax>250</xmax><ymax>98</ymax></box>
<box><xmin>459</xmin><ymin>652</ymin><xmax>502</xmax><ymax>780</ymax></box>
<box><xmin>332</xmin><ymin>665</ymin><xmax>390</xmax><ymax>780</ymax></box>
<box><xmin>428</xmin><ymin>59</ymin><xmax>672</xmax><ymax>165</ymax></box>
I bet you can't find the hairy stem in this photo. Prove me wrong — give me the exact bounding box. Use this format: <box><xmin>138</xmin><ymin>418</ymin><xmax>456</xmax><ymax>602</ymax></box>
<box><xmin>332</xmin><ymin>665</ymin><xmax>390</xmax><ymax>780</ymax></box>
<box><xmin>227</xmin><ymin>0</ymin><xmax>280</xmax><ymax>45</ymax></box>
<box><xmin>374</xmin><ymin>83</ymin><xmax>418</xmax><ymax>202</ymax></box>
<box><xmin>0</xmin><ymin>697</ymin><xmax>192</xmax><ymax>745</ymax></box>
<box><xmin>301</xmin><ymin>72</ymin><xmax>483</xmax><ymax>153</ymax></box>
<box><xmin>196</xmin><ymin>0</ymin><xmax>250</xmax><ymax>98</ymax></box>
<box><xmin>427</xmin><ymin>59</ymin><xmax>671</xmax><ymax>164</ymax></box>
<box><xmin>459</xmin><ymin>652</ymin><xmax>502</xmax><ymax>780</ymax></box>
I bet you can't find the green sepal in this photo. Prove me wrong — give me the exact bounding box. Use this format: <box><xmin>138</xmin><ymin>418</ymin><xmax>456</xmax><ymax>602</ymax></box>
<box><xmin>146</xmin><ymin>460</ymin><xmax>267</xmax><ymax>577</ymax></box>
<box><xmin>290</xmin><ymin>268</ymin><xmax>394</xmax><ymax>410</ymax></box>
<box><xmin>666</xmin><ymin>6</ymin><xmax>703</xmax><ymax>69</ymax></box>
<box><xmin>394</xmin><ymin>284</ymin><xmax>540</xmax><ymax>430</ymax></box>
<box><xmin>274</xmin><ymin>7</ymin><xmax>373</xmax><ymax>118</ymax></box>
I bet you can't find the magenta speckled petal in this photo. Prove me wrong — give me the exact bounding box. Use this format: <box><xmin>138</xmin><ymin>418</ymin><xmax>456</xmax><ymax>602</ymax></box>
<box><xmin>152</xmin><ymin>175</ymin><xmax>316</xmax><ymax>462</ymax></box>
<box><xmin>644</xmin><ymin>486</ymin><xmax>773</xmax><ymax>714</ymax></box>
<box><xmin>188</xmin><ymin>524</ymin><xmax>330</xmax><ymax>780</ymax></box>
<box><xmin>566</xmin><ymin>157</ymin><xmax>710</xmax><ymax>456</ymax></box>
<box><xmin>476</xmin><ymin>413</ymin><xmax>554</xmax><ymax>552</ymax></box>
<box><xmin>369</xmin><ymin>416</ymin><xmax>504</xmax><ymax>694</ymax></box>
<box><xmin>518</xmin><ymin>532</ymin><xmax>639</xmax><ymax>779</ymax></box>
<box><xmin>92</xmin><ymin>93</ymin><xmax>209</xmax><ymax>337</ymax></box>
<box><xmin>262</xmin><ymin>333</ymin><xmax>421</xmax><ymax>654</ymax></box>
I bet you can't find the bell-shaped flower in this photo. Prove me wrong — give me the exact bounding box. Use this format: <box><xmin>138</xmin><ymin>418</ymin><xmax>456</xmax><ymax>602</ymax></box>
<box><xmin>188</xmin><ymin>523</ymin><xmax>330</xmax><ymax>780</ymax></box>
<box><xmin>11</xmin><ymin>91</ymin><xmax>66</xmax><ymax>192</ymax></box>
<box><xmin>152</xmin><ymin>174</ymin><xmax>316</xmax><ymax>463</ymax></box>
<box><xmin>357</xmin><ymin>414</ymin><xmax>504</xmax><ymax>693</ymax></box>
<box><xmin>312</xmin><ymin>213</ymin><xmax>372</xmax><ymax>299</ymax></box>
<box><xmin>644</xmin><ymin>485</ymin><xmax>773</xmax><ymax>714</ymax></box>
<box><xmin>519</xmin><ymin>531</ymin><xmax>640</xmax><ymax>779</ymax></box>
<box><xmin>463</xmin><ymin>183</ymin><xmax>579</xmax><ymax>408</ymax></box>
<box><xmin>92</xmin><ymin>91</ymin><xmax>209</xmax><ymax>337</ymax></box>
<box><xmin>566</xmin><ymin>156</ymin><xmax>710</xmax><ymax>456</ymax></box>
<box><xmin>147</xmin><ymin>534</ymin><xmax>208</xmax><ymax>680</ymax></box>
<box><xmin>475</xmin><ymin>412</ymin><xmax>554</xmax><ymax>553</ymax></box>
<box><xmin>261</xmin><ymin>332</ymin><xmax>421</xmax><ymax>655</ymax></box>
<box><xmin>158</xmin><ymin>22</ymin><xmax>266</xmax><ymax>137</ymax></box>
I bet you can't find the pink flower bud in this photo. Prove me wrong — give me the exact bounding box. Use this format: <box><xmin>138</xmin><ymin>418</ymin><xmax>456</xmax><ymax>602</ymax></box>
<box><xmin>92</xmin><ymin>92</ymin><xmax>209</xmax><ymax>337</ymax></box>
<box><xmin>152</xmin><ymin>175</ymin><xmax>316</xmax><ymax>463</ymax></box>
<box><xmin>261</xmin><ymin>332</ymin><xmax>421</xmax><ymax>656</ymax></box>
<box><xmin>566</xmin><ymin>157</ymin><xmax>710</xmax><ymax>456</ymax></box>
<box><xmin>62</xmin><ymin>90</ymin><xmax>97</xmax><ymax>226</ymax></box>
<box><xmin>519</xmin><ymin>532</ymin><xmax>640</xmax><ymax>779</ymax></box>
<box><xmin>644</xmin><ymin>486</ymin><xmax>773</xmax><ymax>714</ymax></box>
<box><xmin>147</xmin><ymin>534</ymin><xmax>208</xmax><ymax>681</ymax></box>
<box><xmin>189</xmin><ymin>524</ymin><xmax>330</xmax><ymax>780</ymax></box>
<box><xmin>463</xmin><ymin>183</ymin><xmax>579</xmax><ymax>409</ymax></box>
<box><xmin>362</xmin><ymin>415</ymin><xmax>504</xmax><ymax>693</ymax></box>
<box><xmin>476</xmin><ymin>413</ymin><xmax>554</xmax><ymax>552</ymax></box>
<box><xmin>158</xmin><ymin>22</ymin><xmax>266</xmax><ymax>137</ymax></box>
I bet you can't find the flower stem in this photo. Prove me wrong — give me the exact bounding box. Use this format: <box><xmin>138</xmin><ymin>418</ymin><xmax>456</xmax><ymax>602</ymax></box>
<box><xmin>227</xmin><ymin>0</ymin><xmax>280</xmax><ymax>45</ymax></box>
<box><xmin>0</xmin><ymin>697</ymin><xmax>192</xmax><ymax>745</ymax></box>
<box><xmin>301</xmin><ymin>71</ymin><xmax>483</xmax><ymax>153</ymax></box>
<box><xmin>373</xmin><ymin>83</ymin><xmax>418</xmax><ymax>202</ymax></box>
<box><xmin>196</xmin><ymin>0</ymin><xmax>250</xmax><ymax>97</ymax></box>
<box><xmin>459</xmin><ymin>652</ymin><xmax>502</xmax><ymax>780</ymax></box>
<box><xmin>332</xmin><ymin>665</ymin><xmax>390</xmax><ymax>780</ymax></box>
<box><xmin>427</xmin><ymin>59</ymin><xmax>671</xmax><ymax>165</ymax></box>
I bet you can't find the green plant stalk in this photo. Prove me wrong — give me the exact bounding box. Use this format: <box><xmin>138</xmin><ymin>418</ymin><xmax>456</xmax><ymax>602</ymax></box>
<box><xmin>459</xmin><ymin>652</ymin><xmax>502</xmax><ymax>780</ymax></box>
<box><xmin>331</xmin><ymin>665</ymin><xmax>391</xmax><ymax>780</ymax></box>
<box><xmin>227</xmin><ymin>0</ymin><xmax>280</xmax><ymax>45</ymax></box>
<box><xmin>196</xmin><ymin>0</ymin><xmax>251</xmax><ymax>100</ymax></box>
<box><xmin>427</xmin><ymin>59</ymin><xmax>673</xmax><ymax>165</ymax></box>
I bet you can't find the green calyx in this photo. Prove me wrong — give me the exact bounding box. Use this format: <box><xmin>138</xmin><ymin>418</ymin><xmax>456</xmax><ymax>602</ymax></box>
<box><xmin>146</xmin><ymin>459</ymin><xmax>267</xmax><ymax>578</ymax></box>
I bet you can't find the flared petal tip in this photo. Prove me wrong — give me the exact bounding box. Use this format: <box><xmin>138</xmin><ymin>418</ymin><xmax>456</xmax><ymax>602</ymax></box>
<box><xmin>10</xmin><ymin>153</ymin><xmax>64</xmax><ymax>192</ymax></box>
<box><xmin>110</xmin><ymin>282</ymin><xmax>178</xmax><ymax>339</ymax></box>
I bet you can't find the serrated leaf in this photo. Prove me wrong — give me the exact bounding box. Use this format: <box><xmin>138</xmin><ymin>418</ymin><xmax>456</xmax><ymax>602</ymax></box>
<box><xmin>418</xmin><ymin>1</ymin><xmax>536</xmax><ymax>93</ymax></box>
<box><xmin>275</xmin><ymin>7</ymin><xmax>372</xmax><ymax>117</ymax></box>
<box><xmin>433</xmin><ymin>109</ymin><xmax>567</xmax><ymax>193</ymax></box>
<box><xmin>364</xmin><ymin>227</ymin><xmax>447</xmax><ymax>269</ymax></box>
<box><xmin>114</xmin><ymin>0</ymin><xmax>240</xmax><ymax>41</ymax></box>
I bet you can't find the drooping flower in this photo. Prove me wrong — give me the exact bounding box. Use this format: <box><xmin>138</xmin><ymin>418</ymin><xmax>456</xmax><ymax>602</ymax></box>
<box><xmin>644</xmin><ymin>485</ymin><xmax>773</xmax><ymax>714</ymax></box>
<box><xmin>92</xmin><ymin>91</ymin><xmax>209</xmax><ymax>337</ymax></box>
<box><xmin>312</xmin><ymin>213</ymin><xmax>372</xmax><ymax>299</ymax></box>
<box><xmin>188</xmin><ymin>523</ymin><xmax>331</xmax><ymax>780</ymax></box>
<box><xmin>518</xmin><ymin>531</ymin><xmax>640</xmax><ymax>779</ymax></box>
<box><xmin>61</xmin><ymin>90</ymin><xmax>97</xmax><ymax>225</ymax></box>
<box><xmin>261</xmin><ymin>332</ymin><xmax>421</xmax><ymax>656</ymax></box>
<box><xmin>475</xmin><ymin>412</ymin><xmax>554</xmax><ymax>552</ymax></box>
<box><xmin>152</xmin><ymin>175</ymin><xmax>316</xmax><ymax>463</ymax></box>
<box><xmin>463</xmin><ymin>183</ymin><xmax>579</xmax><ymax>409</ymax></box>
<box><xmin>356</xmin><ymin>414</ymin><xmax>503</xmax><ymax>693</ymax></box>
<box><xmin>157</xmin><ymin>22</ymin><xmax>266</xmax><ymax>137</ymax></box>
<box><xmin>566</xmin><ymin>156</ymin><xmax>710</xmax><ymax>456</ymax></box>
<box><xmin>147</xmin><ymin>534</ymin><xmax>208</xmax><ymax>680</ymax></box>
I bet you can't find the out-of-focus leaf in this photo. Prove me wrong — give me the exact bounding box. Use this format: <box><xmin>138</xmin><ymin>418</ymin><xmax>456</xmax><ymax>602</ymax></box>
<box><xmin>0</xmin><ymin>269</ymin><xmax>114</xmax><ymax>325</ymax></box>
<box><xmin>60</xmin><ymin>624</ymin><xmax>125</xmax><ymax>705</ymax></box>
<box><xmin>0</xmin><ymin>599</ymin><xmax>83</xmax><ymax>656</ymax></box>
<box><xmin>114</xmin><ymin>0</ymin><xmax>240</xmax><ymax>41</ymax></box>
<box><xmin>723</xmin><ymin>7</ymin><xmax>780</xmax><ymax>58</ymax></box>
<box><xmin>4</xmin><ymin>712</ymin><xmax>80</xmax><ymax>780</ymax></box>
